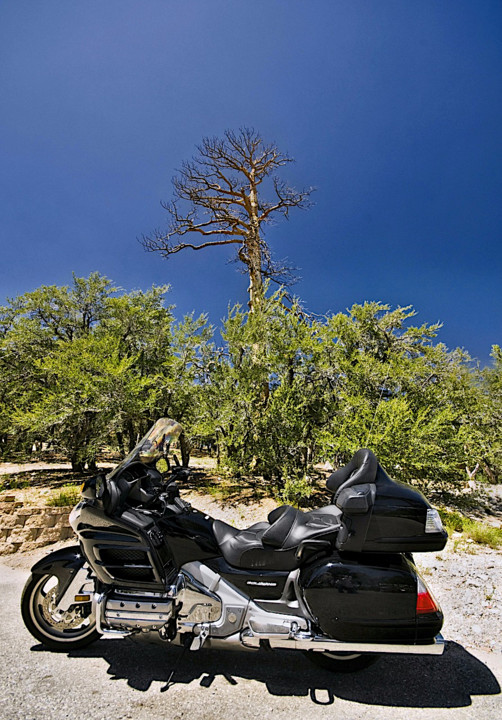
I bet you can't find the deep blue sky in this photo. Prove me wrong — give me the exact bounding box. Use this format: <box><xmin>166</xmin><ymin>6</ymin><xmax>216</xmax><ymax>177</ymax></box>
<box><xmin>1</xmin><ymin>1</ymin><xmax>501</xmax><ymax>363</ymax></box>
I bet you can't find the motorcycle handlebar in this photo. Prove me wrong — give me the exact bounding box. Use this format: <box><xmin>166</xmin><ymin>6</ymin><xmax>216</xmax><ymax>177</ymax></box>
<box><xmin>169</xmin><ymin>466</ymin><xmax>191</xmax><ymax>482</ymax></box>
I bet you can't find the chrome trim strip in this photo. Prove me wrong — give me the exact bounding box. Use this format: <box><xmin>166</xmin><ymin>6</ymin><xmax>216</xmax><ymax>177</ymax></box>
<box><xmin>94</xmin><ymin>591</ymin><xmax>105</xmax><ymax>634</ymax></box>
<box><xmin>292</xmin><ymin>569</ymin><xmax>315</xmax><ymax>622</ymax></box>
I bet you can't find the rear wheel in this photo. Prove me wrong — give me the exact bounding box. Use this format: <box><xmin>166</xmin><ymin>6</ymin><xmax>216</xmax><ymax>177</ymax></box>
<box><xmin>304</xmin><ymin>650</ymin><xmax>378</xmax><ymax>672</ymax></box>
<box><xmin>21</xmin><ymin>572</ymin><xmax>100</xmax><ymax>651</ymax></box>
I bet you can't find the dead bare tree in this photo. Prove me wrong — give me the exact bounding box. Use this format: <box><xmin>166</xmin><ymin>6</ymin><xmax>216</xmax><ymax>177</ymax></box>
<box><xmin>141</xmin><ymin>128</ymin><xmax>313</xmax><ymax>310</ymax></box>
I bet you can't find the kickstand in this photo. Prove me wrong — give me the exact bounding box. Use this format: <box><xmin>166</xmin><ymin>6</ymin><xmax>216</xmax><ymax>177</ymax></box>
<box><xmin>161</xmin><ymin>635</ymin><xmax>192</xmax><ymax>692</ymax></box>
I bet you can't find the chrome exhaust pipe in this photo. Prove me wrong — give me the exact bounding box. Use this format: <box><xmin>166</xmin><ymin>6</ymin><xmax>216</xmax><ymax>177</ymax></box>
<box><xmin>241</xmin><ymin>630</ymin><xmax>445</xmax><ymax>656</ymax></box>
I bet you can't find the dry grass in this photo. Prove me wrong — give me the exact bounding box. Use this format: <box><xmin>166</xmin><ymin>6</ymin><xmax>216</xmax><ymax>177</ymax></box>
<box><xmin>46</xmin><ymin>484</ymin><xmax>82</xmax><ymax>507</ymax></box>
<box><xmin>438</xmin><ymin>507</ymin><xmax>502</xmax><ymax>549</ymax></box>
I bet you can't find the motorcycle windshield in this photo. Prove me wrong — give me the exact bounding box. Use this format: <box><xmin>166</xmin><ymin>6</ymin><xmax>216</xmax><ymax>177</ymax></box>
<box><xmin>107</xmin><ymin>418</ymin><xmax>183</xmax><ymax>479</ymax></box>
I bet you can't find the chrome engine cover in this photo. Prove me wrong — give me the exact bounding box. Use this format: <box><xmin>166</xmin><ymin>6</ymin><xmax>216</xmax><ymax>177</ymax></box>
<box><xmin>104</xmin><ymin>591</ymin><xmax>173</xmax><ymax>631</ymax></box>
<box><xmin>178</xmin><ymin>562</ymin><xmax>308</xmax><ymax>644</ymax></box>
<box><xmin>101</xmin><ymin>562</ymin><xmax>306</xmax><ymax>640</ymax></box>
<box><xmin>177</xmin><ymin>576</ymin><xmax>222</xmax><ymax>624</ymax></box>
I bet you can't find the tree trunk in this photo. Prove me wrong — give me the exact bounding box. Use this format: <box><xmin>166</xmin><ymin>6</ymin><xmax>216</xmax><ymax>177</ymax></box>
<box><xmin>70</xmin><ymin>454</ymin><xmax>85</xmax><ymax>473</ymax></box>
<box><xmin>466</xmin><ymin>462</ymin><xmax>480</xmax><ymax>481</ymax></box>
<box><xmin>87</xmin><ymin>458</ymin><xmax>98</xmax><ymax>473</ymax></box>
<box><xmin>126</xmin><ymin>420</ymin><xmax>136</xmax><ymax>451</ymax></box>
<box><xmin>247</xmin><ymin>178</ymin><xmax>263</xmax><ymax>312</ymax></box>
<box><xmin>179</xmin><ymin>433</ymin><xmax>191</xmax><ymax>467</ymax></box>
<box><xmin>116</xmin><ymin>431</ymin><xmax>126</xmax><ymax>455</ymax></box>
<box><xmin>248</xmin><ymin>246</ymin><xmax>263</xmax><ymax>311</ymax></box>
<box><xmin>481</xmin><ymin>459</ymin><xmax>498</xmax><ymax>484</ymax></box>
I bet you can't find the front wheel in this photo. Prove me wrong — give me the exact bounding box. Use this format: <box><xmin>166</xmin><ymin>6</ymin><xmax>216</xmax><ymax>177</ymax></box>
<box><xmin>304</xmin><ymin>650</ymin><xmax>378</xmax><ymax>673</ymax></box>
<box><xmin>21</xmin><ymin>572</ymin><xmax>100</xmax><ymax>651</ymax></box>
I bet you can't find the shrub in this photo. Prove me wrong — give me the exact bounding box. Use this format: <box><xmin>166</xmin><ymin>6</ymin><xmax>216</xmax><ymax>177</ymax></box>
<box><xmin>0</xmin><ymin>475</ymin><xmax>30</xmax><ymax>492</ymax></box>
<box><xmin>464</xmin><ymin>520</ymin><xmax>502</xmax><ymax>549</ymax></box>
<box><xmin>47</xmin><ymin>484</ymin><xmax>81</xmax><ymax>507</ymax></box>
<box><xmin>276</xmin><ymin>473</ymin><xmax>315</xmax><ymax>507</ymax></box>
<box><xmin>438</xmin><ymin>507</ymin><xmax>502</xmax><ymax>548</ymax></box>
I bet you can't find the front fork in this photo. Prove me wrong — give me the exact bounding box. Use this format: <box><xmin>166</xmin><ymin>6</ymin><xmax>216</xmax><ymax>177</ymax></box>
<box><xmin>55</xmin><ymin>565</ymin><xmax>95</xmax><ymax>611</ymax></box>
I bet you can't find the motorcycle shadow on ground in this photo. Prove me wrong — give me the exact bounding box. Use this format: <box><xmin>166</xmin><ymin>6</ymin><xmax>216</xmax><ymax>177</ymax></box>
<box><xmin>33</xmin><ymin>636</ymin><xmax>501</xmax><ymax>708</ymax></box>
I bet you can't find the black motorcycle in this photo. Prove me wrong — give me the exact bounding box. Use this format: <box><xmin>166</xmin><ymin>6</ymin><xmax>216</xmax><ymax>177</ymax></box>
<box><xmin>21</xmin><ymin>418</ymin><xmax>447</xmax><ymax>672</ymax></box>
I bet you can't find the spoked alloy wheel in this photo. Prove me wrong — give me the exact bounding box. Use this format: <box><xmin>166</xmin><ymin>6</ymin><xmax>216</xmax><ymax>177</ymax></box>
<box><xmin>304</xmin><ymin>650</ymin><xmax>378</xmax><ymax>672</ymax></box>
<box><xmin>21</xmin><ymin>572</ymin><xmax>100</xmax><ymax>651</ymax></box>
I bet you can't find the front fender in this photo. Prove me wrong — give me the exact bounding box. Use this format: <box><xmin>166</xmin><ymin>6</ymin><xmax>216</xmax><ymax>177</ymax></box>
<box><xmin>30</xmin><ymin>545</ymin><xmax>86</xmax><ymax>603</ymax></box>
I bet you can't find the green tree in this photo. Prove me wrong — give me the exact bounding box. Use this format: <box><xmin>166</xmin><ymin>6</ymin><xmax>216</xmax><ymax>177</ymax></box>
<box><xmin>314</xmin><ymin>302</ymin><xmax>481</xmax><ymax>493</ymax></box>
<box><xmin>0</xmin><ymin>274</ymin><xmax>212</xmax><ymax>470</ymax></box>
<box><xmin>200</xmin><ymin>295</ymin><xmax>488</xmax><ymax>498</ymax></box>
<box><xmin>11</xmin><ymin>334</ymin><xmax>148</xmax><ymax>471</ymax></box>
<box><xmin>199</xmin><ymin>291</ymin><xmax>321</xmax><ymax>487</ymax></box>
<box><xmin>2</xmin><ymin>273</ymin><xmax>499</xmax><ymax>497</ymax></box>
<box><xmin>476</xmin><ymin>345</ymin><xmax>502</xmax><ymax>481</ymax></box>
<box><xmin>0</xmin><ymin>273</ymin><xmax>116</xmax><ymax>463</ymax></box>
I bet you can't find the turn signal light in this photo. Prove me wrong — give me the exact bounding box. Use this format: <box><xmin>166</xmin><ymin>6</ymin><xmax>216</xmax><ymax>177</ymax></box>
<box><xmin>416</xmin><ymin>576</ymin><xmax>439</xmax><ymax>615</ymax></box>
<box><xmin>425</xmin><ymin>509</ymin><xmax>444</xmax><ymax>533</ymax></box>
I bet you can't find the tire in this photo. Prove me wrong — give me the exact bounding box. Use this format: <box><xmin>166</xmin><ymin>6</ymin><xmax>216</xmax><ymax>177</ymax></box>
<box><xmin>304</xmin><ymin>650</ymin><xmax>378</xmax><ymax>673</ymax></box>
<box><xmin>21</xmin><ymin>572</ymin><xmax>100</xmax><ymax>651</ymax></box>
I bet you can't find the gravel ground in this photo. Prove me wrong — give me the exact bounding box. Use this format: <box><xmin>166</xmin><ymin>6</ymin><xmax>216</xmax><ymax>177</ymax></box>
<box><xmin>2</xmin><ymin>542</ymin><xmax>501</xmax><ymax>720</ymax></box>
<box><xmin>415</xmin><ymin>543</ymin><xmax>502</xmax><ymax>655</ymax></box>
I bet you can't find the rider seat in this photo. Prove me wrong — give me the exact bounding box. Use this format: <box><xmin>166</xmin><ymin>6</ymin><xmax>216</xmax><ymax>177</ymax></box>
<box><xmin>213</xmin><ymin>504</ymin><xmax>341</xmax><ymax>571</ymax></box>
<box><xmin>326</xmin><ymin>448</ymin><xmax>378</xmax><ymax>499</ymax></box>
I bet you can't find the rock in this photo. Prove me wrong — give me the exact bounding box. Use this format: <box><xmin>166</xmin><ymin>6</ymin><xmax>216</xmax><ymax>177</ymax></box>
<box><xmin>0</xmin><ymin>542</ymin><xmax>20</xmax><ymax>555</ymax></box>
<box><xmin>1</xmin><ymin>515</ymin><xmax>18</xmax><ymax>529</ymax></box>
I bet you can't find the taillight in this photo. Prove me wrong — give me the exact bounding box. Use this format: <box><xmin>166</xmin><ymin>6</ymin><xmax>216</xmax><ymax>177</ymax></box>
<box><xmin>416</xmin><ymin>575</ymin><xmax>439</xmax><ymax>615</ymax></box>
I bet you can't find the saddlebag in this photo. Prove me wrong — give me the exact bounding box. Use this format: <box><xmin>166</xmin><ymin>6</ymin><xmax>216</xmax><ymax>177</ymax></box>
<box><xmin>299</xmin><ymin>552</ymin><xmax>443</xmax><ymax>644</ymax></box>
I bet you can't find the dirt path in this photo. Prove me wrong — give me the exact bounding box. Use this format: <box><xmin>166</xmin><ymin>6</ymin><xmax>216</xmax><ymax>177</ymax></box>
<box><xmin>0</xmin><ymin>460</ymin><xmax>77</xmax><ymax>474</ymax></box>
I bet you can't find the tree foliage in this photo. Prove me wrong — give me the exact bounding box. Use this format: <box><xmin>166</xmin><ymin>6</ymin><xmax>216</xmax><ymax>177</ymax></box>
<box><xmin>196</xmin><ymin>293</ymin><xmax>500</xmax><ymax>496</ymax></box>
<box><xmin>1</xmin><ymin>275</ymin><xmax>500</xmax><ymax>499</ymax></box>
<box><xmin>0</xmin><ymin>274</ymin><xmax>210</xmax><ymax>470</ymax></box>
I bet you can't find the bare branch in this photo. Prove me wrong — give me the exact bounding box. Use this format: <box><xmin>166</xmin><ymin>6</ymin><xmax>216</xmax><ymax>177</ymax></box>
<box><xmin>142</xmin><ymin>232</ymin><xmax>242</xmax><ymax>256</ymax></box>
<box><xmin>141</xmin><ymin>127</ymin><xmax>314</xmax><ymax>306</ymax></box>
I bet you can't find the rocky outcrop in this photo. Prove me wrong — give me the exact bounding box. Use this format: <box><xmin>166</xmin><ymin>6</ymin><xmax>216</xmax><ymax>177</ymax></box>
<box><xmin>0</xmin><ymin>497</ymin><xmax>74</xmax><ymax>554</ymax></box>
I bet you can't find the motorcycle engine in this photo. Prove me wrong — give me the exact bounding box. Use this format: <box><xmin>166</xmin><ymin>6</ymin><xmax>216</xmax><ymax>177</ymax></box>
<box><xmin>104</xmin><ymin>590</ymin><xmax>174</xmax><ymax>631</ymax></box>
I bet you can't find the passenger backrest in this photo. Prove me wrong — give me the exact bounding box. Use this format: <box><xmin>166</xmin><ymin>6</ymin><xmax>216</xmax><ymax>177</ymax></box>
<box><xmin>326</xmin><ymin>448</ymin><xmax>378</xmax><ymax>502</ymax></box>
<box><xmin>262</xmin><ymin>505</ymin><xmax>299</xmax><ymax>548</ymax></box>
